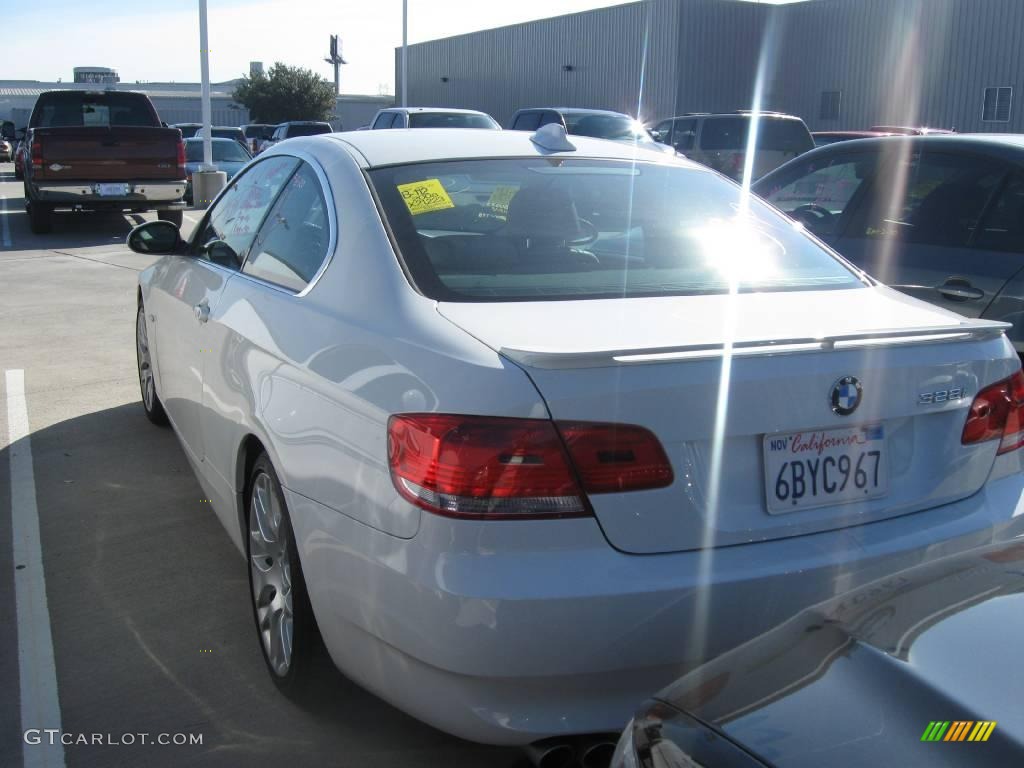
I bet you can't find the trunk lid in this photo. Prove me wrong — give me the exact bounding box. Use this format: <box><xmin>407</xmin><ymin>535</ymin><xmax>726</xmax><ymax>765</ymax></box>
<box><xmin>439</xmin><ymin>287</ymin><xmax>1016</xmax><ymax>554</ymax></box>
<box><xmin>34</xmin><ymin>126</ymin><xmax>183</xmax><ymax>181</ymax></box>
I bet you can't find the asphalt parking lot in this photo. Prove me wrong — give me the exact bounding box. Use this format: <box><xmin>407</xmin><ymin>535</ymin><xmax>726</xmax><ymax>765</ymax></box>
<box><xmin>0</xmin><ymin>162</ymin><xmax>526</xmax><ymax>768</ymax></box>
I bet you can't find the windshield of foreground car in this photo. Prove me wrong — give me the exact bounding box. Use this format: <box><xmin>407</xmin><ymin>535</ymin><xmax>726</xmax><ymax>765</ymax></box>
<box><xmin>369</xmin><ymin>158</ymin><xmax>865</xmax><ymax>302</ymax></box>
<box><xmin>409</xmin><ymin>113</ymin><xmax>498</xmax><ymax>129</ymax></box>
<box><xmin>184</xmin><ymin>140</ymin><xmax>251</xmax><ymax>163</ymax></box>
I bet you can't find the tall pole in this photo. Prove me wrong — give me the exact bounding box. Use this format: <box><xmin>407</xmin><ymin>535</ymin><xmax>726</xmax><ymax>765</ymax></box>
<box><xmin>401</xmin><ymin>0</ymin><xmax>408</xmax><ymax>107</ymax></box>
<box><xmin>199</xmin><ymin>0</ymin><xmax>213</xmax><ymax>170</ymax></box>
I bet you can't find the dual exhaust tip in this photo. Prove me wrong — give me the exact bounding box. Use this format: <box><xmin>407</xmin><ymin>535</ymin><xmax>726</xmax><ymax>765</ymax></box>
<box><xmin>524</xmin><ymin>735</ymin><xmax>618</xmax><ymax>768</ymax></box>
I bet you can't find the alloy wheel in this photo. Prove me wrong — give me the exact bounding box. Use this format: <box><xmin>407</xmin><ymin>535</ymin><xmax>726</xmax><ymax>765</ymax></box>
<box><xmin>249</xmin><ymin>471</ymin><xmax>294</xmax><ymax>677</ymax></box>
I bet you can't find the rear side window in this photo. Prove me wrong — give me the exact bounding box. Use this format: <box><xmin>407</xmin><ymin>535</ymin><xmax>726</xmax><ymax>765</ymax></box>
<box><xmin>758</xmin><ymin>154</ymin><xmax>870</xmax><ymax>238</ymax></box>
<box><xmin>33</xmin><ymin>92</ymin><xmax>157</xmax><ymax>128</ymax></box>
<box><xmin>512</xmin><ymin>112</ymin><xmax>541</xmax><ymax>131</ymax></box>
<box><xmin>975</xmin><ymin>171</ymin><xmax>1024</xmax><ymax>253</ymax></box>
<box><xmin>373</xmin><ymin>112</ymin><xmax>396</xmax><ymax>129</ymax></box>
<box><xmin>244</xmin><ymin>163</ymin><xmax>330</xmax><ymax>292</ymax></box>
<box><xmin>192</xmin><ymin>156</ymin><xmax>300</xmax><ymax>269</ymax></box>
<box><xmin>701</xmin><ymin>117</ymin><xmax>812</xmax><ymax>153</ymax></box>
<box><xmin>852</xmin><ymin>152</ymin><xmax>1004</xmax><ymax>247</ymax></box>
<box><xmin>368</xmin><ymin>158</ymin><xmax>863</xmax><ymax>302</ymax></box>
<box><xmin>409</xmin><ymin>113</ymin><xmax>496</xmax><ymax>129</ymax></box>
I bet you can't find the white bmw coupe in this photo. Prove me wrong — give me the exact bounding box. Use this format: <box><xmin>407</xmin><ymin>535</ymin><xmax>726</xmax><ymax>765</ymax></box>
<box><xmin>128</xmin><ymin>125</ymin><xmax>1024</xmax><ymax>748</ymax></box>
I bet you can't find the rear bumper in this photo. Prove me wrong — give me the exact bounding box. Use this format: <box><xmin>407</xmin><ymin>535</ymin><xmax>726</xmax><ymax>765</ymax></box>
<box><xmin>29</xmin><ymin>180</ymin><xmax>186</xmax><ymax>207</ymax></box>
<box><xmin>287</xmin><ymin>455</ymin><xmax>1024</xmax><ymax>746</ymax></box>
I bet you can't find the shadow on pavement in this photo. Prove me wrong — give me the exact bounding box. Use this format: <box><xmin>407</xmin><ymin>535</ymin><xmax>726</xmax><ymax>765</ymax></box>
<box><xmin>1</xmin><ymin>189</ymin><xmax>142</xmax><ymax>251</ymax></box>
<box><xmin>0</xmin><ymin>401</ymin><xmax>528</xmax><ymax>768</ymax></box>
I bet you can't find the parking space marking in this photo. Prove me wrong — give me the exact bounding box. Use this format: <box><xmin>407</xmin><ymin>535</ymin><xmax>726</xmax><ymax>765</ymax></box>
<box><xmin>183</xmin><ymin>213</ymin><xmax>200</xmax><ymax>226</ymax></box>
<box><xmin>5</xmin><ymin>370</ymin><xmax>66</xmax><ymax>768</ymax></box>
<box><xmin>1</xmin><ymin>192</ymin><xmax>11</xmax><ymax>248</ymax></box>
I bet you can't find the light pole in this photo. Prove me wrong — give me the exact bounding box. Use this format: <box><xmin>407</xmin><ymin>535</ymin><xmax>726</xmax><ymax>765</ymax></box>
<box><xmin>194</xmin><ymin>0</ymin><xmax>226</xmax><ymax>207</ymax></box>
<box><xmin>401</xmin><ymin>0</ymin><xmax>408</xmax><ymax>107</ymax></box>
<box><xmin>199</xmin><ymin>0</ymin><xmax>213</xmax><ymax>169</ymax></box>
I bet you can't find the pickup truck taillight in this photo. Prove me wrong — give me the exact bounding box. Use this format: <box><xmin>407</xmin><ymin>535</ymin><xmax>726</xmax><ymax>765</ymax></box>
<box><xmin>31</xmin><ymin>139</ymin><xmax>43</xmax><ymax>170</ymax></box>
<box><xmin>176</xmin><ymin>139</ymin><xmax>186</xmax><ymax>176</ymax></box>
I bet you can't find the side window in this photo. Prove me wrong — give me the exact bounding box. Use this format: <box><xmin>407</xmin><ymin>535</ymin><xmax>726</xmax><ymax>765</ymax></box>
<box><xmin>193</xmin><ymin>156</ymin><xmax>300</xmax><ymax>269</ymax></box>
<box><xmin>672</xmin><ymin>119</ymin><xmax>697</xmax><ymax>152</ymax></box>
<box><xmin>854</xmin><ymin>152</ymin><xmax>1004</xmax><ymax>247</ymax></box>
<box><xmin>652</xmin><ymin>120</ymin><xmax>672</xmax><ymax>144</ymax></box>
<box><xmin>512</xmin><ymin>112</ymin><xmax>541</xmax><ymax>131</ymax></box>
<box><xmin>538</xmin><ymin>111</ymin><xmax>563</xmax><ymax>127</ymax></box>
<box><xmin>391</xmin><ymin>113</ymin><xmax>407</xmax><ymax>128</ymax></box>
<box><xmin>975</xmin><ymin>171</ymin><xmax>1024</xmax><ymax>253</ymax></box>
<box><xmin>243</xmin><ymin>162</ymin><xmax>330</xmax><ymax>292</ymax></box>
<box><xmin>373</xmin><ymin>112</ymin><xmax>394</xmax><ymax>129</ymax></box>
<box><xmin>759</xmin><ymin>154</ymin><xmax>871</xmax><ymax>238</ymax></box>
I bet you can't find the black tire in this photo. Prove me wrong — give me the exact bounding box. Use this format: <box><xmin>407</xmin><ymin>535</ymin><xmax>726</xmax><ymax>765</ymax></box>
<box><xmin>158</xmin><ymin>209</ymin><xmax>183</xmax><ymax>227</ymax></box>
<box><xmin>246</xmin><ymin>453</ymin><xmax>323</xmax><ymax>698</ymax></box>
<box><xmin>27</xmin><ymin>200</ymin><xmax>52</xmax><ymax>234</ymax></box>
<box><xmin>136</xmin><ymin>305</ymin><xmax>169</xmax><ymax>426</ymax></box>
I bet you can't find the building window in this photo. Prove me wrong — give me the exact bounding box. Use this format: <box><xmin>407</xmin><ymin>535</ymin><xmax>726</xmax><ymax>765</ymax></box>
<box><xmin>819</xmin><ymin>91</ymin><xmax>841</xmax><ymax>121</ymax></box>
<box><xmin>982</xmin><ymin>87</ymin><xmax>1013</xmax><ymax>122</ymax></box>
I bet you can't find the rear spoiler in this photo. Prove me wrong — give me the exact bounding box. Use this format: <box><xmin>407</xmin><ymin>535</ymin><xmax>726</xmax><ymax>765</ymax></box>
<box><xmin>500</xmin><ymin>319</ymin><xmax>1011</xmax><ymax>370</ymax></box>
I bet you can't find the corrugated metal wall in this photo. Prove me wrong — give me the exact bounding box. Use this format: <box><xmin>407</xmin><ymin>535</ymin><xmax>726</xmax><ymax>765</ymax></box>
<box><xmin>399</xmin><ymin>0</ymin><xmax>1024</xmax><ymax>133</ymax></box>
<box><xmin>776</xmin><ymin>0</ymin><xmax>1024</xmax><ymax>132</ymax></box>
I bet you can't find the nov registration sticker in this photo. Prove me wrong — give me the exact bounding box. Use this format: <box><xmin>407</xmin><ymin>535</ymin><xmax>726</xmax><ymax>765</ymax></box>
<box><xmin>763</xmin><ymin>425</ymin><xmax>888</xmax><ymax>514</ymax></box>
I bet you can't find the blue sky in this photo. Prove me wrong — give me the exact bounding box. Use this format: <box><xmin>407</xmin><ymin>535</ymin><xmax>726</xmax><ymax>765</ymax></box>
<box><xmin>6</xmin><ymin>0</ymin><xmax>801</xmax><ymax>94</ymax></box>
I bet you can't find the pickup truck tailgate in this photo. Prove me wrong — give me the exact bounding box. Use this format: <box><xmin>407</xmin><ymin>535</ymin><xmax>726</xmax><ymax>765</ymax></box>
<box><xmin>33</xmin><ymin>127</ymin><xmax>183</xmax><ymax>181</ymax></box>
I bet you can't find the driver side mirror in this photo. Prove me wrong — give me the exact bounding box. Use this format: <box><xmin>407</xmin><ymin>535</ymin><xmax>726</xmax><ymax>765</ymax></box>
<box><xmin>127</xmin><ymin>220</ymin><xmax>182</xmax><ymax>254</ymax></box>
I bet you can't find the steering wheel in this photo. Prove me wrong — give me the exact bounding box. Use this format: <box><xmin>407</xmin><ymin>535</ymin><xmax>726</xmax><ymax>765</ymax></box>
<box><xmin>567</xmin><ymin>217</ymin><xmax>600</xmax><ymax>246</ymax></box>
<box><xmin>790</xmin><ymin>204</ymin><xmax>835</xmax><ymax>230</ymax></box>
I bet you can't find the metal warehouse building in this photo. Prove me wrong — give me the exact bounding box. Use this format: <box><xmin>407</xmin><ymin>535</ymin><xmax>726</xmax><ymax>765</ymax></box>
<box><xmin>396</xmin><ymin>0</ymin><xmax>1024</xmax><ymax>133</ymax></box>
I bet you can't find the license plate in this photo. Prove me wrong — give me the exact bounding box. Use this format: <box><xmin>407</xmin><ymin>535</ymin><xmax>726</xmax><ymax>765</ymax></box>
<box><xmin>764</xmin><ymin>425</ymin><xmax>888</xmax><ymax>514</ymax></box>
<box><xmin>97</xmin><ymin>183</ymin><xmax>129</xmax><ymax>197</ymax></box>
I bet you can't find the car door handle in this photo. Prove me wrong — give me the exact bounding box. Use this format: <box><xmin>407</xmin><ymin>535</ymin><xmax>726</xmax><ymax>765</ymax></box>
<box><xmin>194</xmin><ymin>302</ymin><xmax>210</xmax><ymax>323</ymax></box>
<box><xmin>936</xmin><ymin>282</ymin><xmax>984</xmax><ymax>301</ymax></box>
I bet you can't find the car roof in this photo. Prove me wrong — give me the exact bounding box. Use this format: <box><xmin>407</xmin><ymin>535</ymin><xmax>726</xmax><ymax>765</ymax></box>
<box><xmin>516</xmin><ymin>107</ymin><xmax>631</xmax><ymax>118</ymax></box>
<box><xmin>184</xmin><ymin>136</ymin><xmax>239</xmax><ymax>143</ymax></box>
<box><xmin>320</xmin><ymin>127</ymin><xmax>691</xmax><ymax>168</ymax></box>
<box><xmin>385</xmin><ymin>107</ymin><xmax>490</xmax><ymax>115</ymax></box>
<box><xmin>279</xmin><ymin>120</ymin><xmax>331</xmax><ymax>126</ymax></box>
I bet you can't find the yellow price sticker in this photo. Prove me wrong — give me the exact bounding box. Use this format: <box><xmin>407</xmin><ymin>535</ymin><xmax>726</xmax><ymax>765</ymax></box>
<box><xmin>397</xmin><ymin>178</ymin><xmax>455</xmax><ymax>215</ymax></box>
<box><xmin>487</xmin><ymin>185</ymin><xmax>519</xmax><ymax>217</ymax></box>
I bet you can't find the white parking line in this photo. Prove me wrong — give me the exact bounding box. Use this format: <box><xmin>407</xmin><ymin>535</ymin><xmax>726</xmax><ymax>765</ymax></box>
<box><xmin>183</xmin><ymin>213</ymin><xmax>200</xmax><ymax>226</ymax></box>
<box><xmin>5</xmin><ymin>370</ymin><xmax>66</xmax><ymax>768</ymax></box>
<box><xmin>1</xmin><ymin>192</ymin><xmax>11</xmax><ymax>248</ymax></box>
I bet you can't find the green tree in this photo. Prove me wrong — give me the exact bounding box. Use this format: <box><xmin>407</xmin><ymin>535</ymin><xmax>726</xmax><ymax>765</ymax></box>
<box><xmin>233</xmin><ymin>63</ymin><xmax>336</xmax><ymax>124</ymax></box>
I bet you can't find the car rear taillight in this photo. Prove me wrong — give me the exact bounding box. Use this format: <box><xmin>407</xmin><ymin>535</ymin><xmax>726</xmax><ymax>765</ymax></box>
<box><xmin>31</xmin><ymin>139</ymin><xmax>42</xmax><ymax>170</ymax></box>
<box><xmin>962</xmin><ymin>370</ymin><xmax>1024</xmax><ymax>454</ymax></box>
<box><xmin>176</xmin><ymin>139</ymin><xmax>186</xmax><ymax>175</ymax></box>
<box><xmin>387</xmin><ymin>414</ymin><xmax>673</xmax><ymax>519</ymax></box>
<box><xmin>559</xmin><ymin>423</ymin><xmax>674</xmax><ymax>493</ymax></box>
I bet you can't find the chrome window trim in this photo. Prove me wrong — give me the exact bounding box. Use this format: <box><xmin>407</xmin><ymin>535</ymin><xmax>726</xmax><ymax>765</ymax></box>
<box><xmin>191</xmin><ymin>148</ymin><xmax>337</xmax><ymax>299</ymax></box>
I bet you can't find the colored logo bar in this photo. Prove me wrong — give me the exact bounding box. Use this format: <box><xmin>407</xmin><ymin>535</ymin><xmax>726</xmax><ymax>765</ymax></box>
<box><xmin>921</xmin><ymin>721</ymin><xmax>997</xmax><ymax>742</ymax></box>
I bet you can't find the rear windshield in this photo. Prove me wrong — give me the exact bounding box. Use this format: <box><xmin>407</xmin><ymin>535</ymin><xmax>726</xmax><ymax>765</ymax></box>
<box><xmin>564</xmin><ymin>113</ymin><xmax>654</xmax><ymax>143</ymax></box>
<box><xmin>369</xmin><ymin>158</ymin><xmax>862</xmax><ymax>302</ymax></box>
<box><xmin>409</xmin><ymin>113</ymin><xmax>497</xmax><ymax>129</ymax></box>
<box><xmin>33</xmin><ymin>92</ymin><xmax>157</xmax><ymax>128</ymax></box>
<box><xmin>286</xmin><ymin>124</ymin><xmax>331</xmax><ymax>137</ymax></box>
<box><xmin>185</xmin><ymin>140</ymin><xmax>250</xmax><ymax>163</ymax></box>
<box><xmin>243</xmin><ymin>125</ymin><xmax>275</xmax><ymax>139</ymax></box>
<box><xmin>176</xmin><ymin>125</ymin><xmax>200</xmax><ymax>138</ymax></box>
<box><xmin>211</xmin><ymin>128</ymin><xmax>243</xmax><ymax>140</ymax></box>
<box><xmin>701</xmin><ymin>117</ymin><xmax>812</xmax><ymax>152</ymax></box>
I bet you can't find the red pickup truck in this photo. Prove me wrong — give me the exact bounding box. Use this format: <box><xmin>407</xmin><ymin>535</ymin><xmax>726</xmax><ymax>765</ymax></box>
<box><xmin>22</xmin><ymin>90</ymin><xmax>187</xmax><ymax>234</ymax></box>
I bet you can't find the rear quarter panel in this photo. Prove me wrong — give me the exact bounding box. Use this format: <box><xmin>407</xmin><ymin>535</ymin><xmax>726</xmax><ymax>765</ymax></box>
<box><xmin>198</xmin><ymin>140</ymin><xmax>551</xmax><ymax>548</ymax></box>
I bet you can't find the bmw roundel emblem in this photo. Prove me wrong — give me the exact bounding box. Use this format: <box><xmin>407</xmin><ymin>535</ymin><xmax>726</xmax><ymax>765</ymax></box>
<box><xmin>830</xmin><ymin>376</ymin><xmax>862</xmax><ymax>416</ymax></box>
